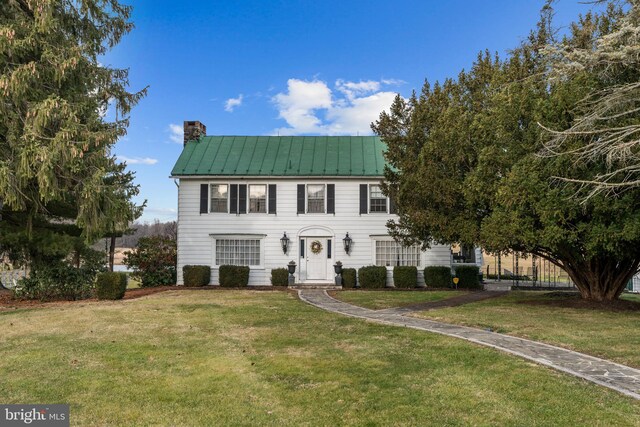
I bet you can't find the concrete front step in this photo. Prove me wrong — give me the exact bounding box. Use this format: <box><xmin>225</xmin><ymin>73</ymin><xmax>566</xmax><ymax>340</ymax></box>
<box><xmin>289</xmin><ymin>284</ymin><xmax>342</xmax><ymax>290</ymax></box>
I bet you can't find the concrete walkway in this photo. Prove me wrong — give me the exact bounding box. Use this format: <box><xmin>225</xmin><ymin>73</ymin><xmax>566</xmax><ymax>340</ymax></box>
<box><xmin>298</xmin><ymin>289</ymin><xmax>640</xmax><ymax>400</ymax></box>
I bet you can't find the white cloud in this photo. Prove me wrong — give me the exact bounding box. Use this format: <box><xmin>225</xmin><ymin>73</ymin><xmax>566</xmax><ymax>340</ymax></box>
<box><xmin>273</xmin><ymin>79</ymin><xmax>332</xmax><ymax>134</ymax></box>
<box><xmin>272</xmin><ymin>78</ymin><xmax>403</xmax><ymax>136</ymax></box>
<box><xmin>326</xmin><ymin>91</ymin><xmax>399</xmax><ymax>135</ymax></box>
<box><xmin>117</xmin><ymin>155</ymin><xmax>158</xmax><ymax>165</ymax></box>
<box><xmin>168</xmin><ymin>123</ymin><xmax>183</xmax><ymax>144</ymax></box>
<box><xmin>335</xmin><ymin>79</ymin><xmax>381</xmax><ymax>101</ymax></box>
<box><xmin>224</xmin><ymin>94</ymin><xmax>244</xmax><ymax>112</ymax></box>
<box><xmin>381</xmin><ymin>78</ymin><xmax>406</xmax><ymax>86</ymax></box>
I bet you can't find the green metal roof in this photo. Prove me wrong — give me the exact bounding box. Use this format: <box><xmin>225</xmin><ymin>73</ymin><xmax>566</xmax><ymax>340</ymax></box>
<box><xmin>171</xmin><ymin>136</ymin><xmax>388</xmax><ymax>177</ymax></box>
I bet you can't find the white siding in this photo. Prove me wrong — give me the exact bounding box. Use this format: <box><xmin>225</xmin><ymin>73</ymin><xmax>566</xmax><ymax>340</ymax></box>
<box><xmin>177</xmin><ymin>178</ymin><xmax>451</xmax><ymax>286</ymax></box>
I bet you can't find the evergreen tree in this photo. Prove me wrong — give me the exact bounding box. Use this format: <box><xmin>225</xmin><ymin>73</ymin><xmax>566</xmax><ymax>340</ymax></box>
<box><xmin>0</xmin><ymin>0</ymin><xmax>146</xmax><ymax>239</ymax></box>
<box><xmin>373</xmin><ymin>8</ymin><xmax>640</xmax><ymax>301</ymax></box>
<box><xmin>542</xmin><ymin>1</ymin><xmax>640</xmax><ymax>195</ymax></box>
<box><xmin>0</xmin><ymin>1</ymin><xmax>146</xmax><ymax>273</ymax></box>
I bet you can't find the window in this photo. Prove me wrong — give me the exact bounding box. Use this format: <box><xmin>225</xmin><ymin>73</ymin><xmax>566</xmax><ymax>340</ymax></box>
<box><xmin>375</xmin><ymin>240</ymin><xmax>421</xmax><ymax>267</ymax></box>
<box><xmin>249</xmin><ymin>184</ymin><xmax>267</xmax><ymax>213</ymax></box>
<box><xmin>210</xmin><ymin>184</ymin><xmax>228</xmax><ymax>213</ymax></box>
<box><xmin>215</xmin><ymin>239</ymin><xmax>261</xmax><ymax>266</ymax></box>
<box><xmin>307</xmin><ymin>184</ymin><xmax>325</xmax><ymax>213</ymax></box>
<box><xmin>369</xmin><ymin>184</ymin><xmax>387</xmax><ymax>213</ymax></box>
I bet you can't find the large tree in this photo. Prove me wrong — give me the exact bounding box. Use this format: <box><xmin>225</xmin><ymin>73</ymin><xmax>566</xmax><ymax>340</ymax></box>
<box><xmin>373</xmin><ymin>8</ymin><xmax>640</xmax><ymax>301</ymax></box>
<box><xmin>542</xmin><ymin>0</ymin><xmax>640</xmax><ymax>195</ymax></box>
<box><xmin>0</xmin><ymin>0</ymin><xmax>146</xmax><ymax>242</ymax></box>
<box><xmin>0</xmin><ymin>0</ymin><xmax>146</xmax><ymax>276</ymax></box>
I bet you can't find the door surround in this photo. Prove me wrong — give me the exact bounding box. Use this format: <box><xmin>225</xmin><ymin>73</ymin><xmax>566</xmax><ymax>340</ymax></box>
<box><xmin>298</xmin><ymin>226</ymin><xmax>334</xmax><ymax>283</ymax></box>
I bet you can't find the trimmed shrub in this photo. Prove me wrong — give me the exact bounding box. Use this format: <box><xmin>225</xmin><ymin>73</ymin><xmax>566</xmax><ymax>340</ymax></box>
<box><xmin>183</xmin><ymin>265</ymin><xmax>211</xmax><ymax>287</ymax></box>
<box><xmin>342</xmin><ymin>268</ymin><xmax>357</xmax><ymax>288</ymax></box>
<box><xmin>453</xmin><ymin>265</ymin><xmax>481</xmax><ymax>289</ymax></box>
<box><xmin>14</xmin><ymin>261</ymin><xmax>96</xmax><ymax>301</ymax></box>
<box><xmin>393</xmin><ymin>266</ymin><xmax>417</xmax><ymax>288</ymax></box>
<box><xmin>358</xmin><ymin>266</ymin><xmax>387</xmax><ymax>288</ymax></box>
<box><xmin>96</xmin><ymin>272</ymin><xmax>127</xmax><ymax>300</ymax></box>
<box><xmin>424</xmin><ymin>266</ymin><xmax>452</xmax><ymax>288</ymax></box>
<box><xmin>219</xmin><ymin>265</ymin><xmax>250</xmax><ymax>287</ymax></box>
<box><xmin>271</xmin><ymin>268</ymin><xmax>288</xmax><ymax>286</ymax></box>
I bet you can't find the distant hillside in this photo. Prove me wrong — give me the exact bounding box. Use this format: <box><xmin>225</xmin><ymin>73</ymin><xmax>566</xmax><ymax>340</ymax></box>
<box><xmin>92</xmin><ymin>220</ymin><xmax>176</xmax><ymax>251</ymax></box>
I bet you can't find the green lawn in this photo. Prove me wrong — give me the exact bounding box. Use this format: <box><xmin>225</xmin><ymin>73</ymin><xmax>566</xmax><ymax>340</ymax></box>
<box><xmin>622</xmin><ymin>293</ymin><xmax>640</xmax><ymax>303</ymax></box>
<box><xmin>416</xmin><ymin>291</ymin><xmax>640</xmax><ymax>368</ymax></box>
<box><xmin>331</xmin><ymin>289</ymin><xmax>466</xmax><ymax>309</ymax></box>
<box><xmin>0</xmin><ymin>290</ymin><xmax>638</xmax><ymax>426</ymax></box>
<box><xmin>126</xmin><ymin>274</ymin><xmax>141</xmax><ymax>289</ymax></box>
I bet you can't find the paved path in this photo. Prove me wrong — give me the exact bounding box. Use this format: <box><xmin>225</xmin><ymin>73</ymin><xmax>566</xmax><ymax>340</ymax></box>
<box><xmin>299</xmin><ymin>290</ymin><xmax>640</xmax><ymax>400</ymax></box>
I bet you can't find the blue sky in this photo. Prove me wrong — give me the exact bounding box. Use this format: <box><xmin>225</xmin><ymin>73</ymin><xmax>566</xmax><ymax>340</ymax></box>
<box><xmin>106</xmin><ymin>1</ymin><xmax>600</xmax><ymax>223</ymax></box>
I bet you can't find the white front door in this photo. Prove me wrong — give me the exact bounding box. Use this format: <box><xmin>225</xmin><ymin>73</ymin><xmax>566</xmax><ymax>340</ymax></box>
<box><xmin>306</xmin><ymin>238</ymin><xmax>327</xmax><ymax>280</ymax></box>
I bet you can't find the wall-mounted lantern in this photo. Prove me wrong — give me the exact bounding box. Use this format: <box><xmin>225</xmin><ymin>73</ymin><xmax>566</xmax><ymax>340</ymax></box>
<box><xmin>343</xmin><ymin>233</ymin><xmax>352</xmax><ymax>255</ymax></box>
<box><xmin>280</xmin><ymin>232</ymin><xmax>290</xmax><ymax>255</ymax></box>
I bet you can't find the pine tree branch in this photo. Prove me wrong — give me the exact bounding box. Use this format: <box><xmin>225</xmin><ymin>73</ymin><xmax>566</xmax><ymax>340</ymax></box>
<box><xmin>11</xmin><ymin>0</ymin><xmax>35</xmax><ymax>19</ymax></box>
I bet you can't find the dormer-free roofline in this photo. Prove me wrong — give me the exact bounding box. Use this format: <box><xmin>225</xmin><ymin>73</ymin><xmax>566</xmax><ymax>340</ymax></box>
<box><xmin>170</xmin><ymin>134</ymin><xmax>389</xmax><ymax>177</ymax></box>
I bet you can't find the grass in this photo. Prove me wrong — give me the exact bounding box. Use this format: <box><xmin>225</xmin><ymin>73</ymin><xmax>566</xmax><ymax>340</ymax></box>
<box><xmin>331</xmin><ymin>289</ymin><xmax>466</xmax><ymax>310</ymax></box>
<box><xmin>1</xmin><ymin>290</ymin><xmax>638</xmax><ymax>426</ymax></box>
<box><xmin>622</xmin><ymin>293</ymin><xmax>640</xmax><ymax>303</ymax></box>
<box><xmin>415</xmin><ymin>291</ymin><xmax>640</xmax><ymax>368</ymax></box>
<box><xmin>126</xmin><ymin>274</ymin><xmax>141</xmax><ymax>289</ymax></box>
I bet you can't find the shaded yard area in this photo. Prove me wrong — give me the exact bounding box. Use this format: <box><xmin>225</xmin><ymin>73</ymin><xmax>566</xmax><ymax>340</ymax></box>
<box><xmin>1</xmin><ymin>290</ymin><xmax>638</xmax><ymax>426</ymax></box>
<box><xmin>622</xmin><ymin>293</ymin><xmax>640</xmax><ymax>303</ymax></box>
<box><xmin>330</xmin><ymin>289</ymin><xmax>466</xmax><ymax>310</ymax></box>
<box><xmin>415</xmin><ymin>291</ymin><xmax>640</xmax><ymax>369</ymax></box>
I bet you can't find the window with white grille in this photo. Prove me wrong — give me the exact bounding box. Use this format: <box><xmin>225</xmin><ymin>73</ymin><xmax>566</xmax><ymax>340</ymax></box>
<box><xmin>375</xmin><ymin>240</ymin><xmax>421</xmax><ymax>267</ymax></box>
<box><xmin>210</xmin><ymin>184</ymin><xmax>228</xmax><ymax>213</ymax></box>
<box><xmin>307</xmin><ymin>184</ymin><xmax>325</xmax><ymax>213</ymax></box>
<box><xmin>369</xmin><ymin>184</ymin><xmax>387</xmax><ymax>213</ymax></box>
<box><xmin>215</xmin><ymin>239</ymin><xmax>261</xmax><ymax>266</ymax></box>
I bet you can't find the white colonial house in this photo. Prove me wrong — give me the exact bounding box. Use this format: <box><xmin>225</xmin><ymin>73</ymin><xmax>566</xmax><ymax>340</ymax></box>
<box><xmin>171</xmin><ymin>121</ymin><xmax>452</xmax><ymax>286</ymax></box>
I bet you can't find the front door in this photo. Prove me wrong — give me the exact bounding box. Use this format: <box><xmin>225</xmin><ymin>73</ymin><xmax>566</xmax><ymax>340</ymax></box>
<box><xmin>306</xmin><ymin>238</ymin><xmax>327</xmax><ymax>280</ymax></box>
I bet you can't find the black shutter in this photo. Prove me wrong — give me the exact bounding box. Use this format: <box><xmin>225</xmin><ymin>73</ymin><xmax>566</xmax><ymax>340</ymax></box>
<box><xmin>200</xmin><ymin>184</ymin><xmax>208</xmax><ymax>214</ymax></box>
<box><xmin>389</xmin><ymin>196</ymin><xmax>397</xmax><ymax>214</ymax></box>
<box><xmin>268</xmin><ymin>184</ymin><xmax>277</xmax><ymax>214</ymax></box>
<box><xmin>327</xmin><ymin>184</ymin><xmax>335</xmax><ymax>214</ymax></box>
<box><xmin>239</xmin><ymin>184</ymin><xmax>247</xmax><ymax>214</ymax></box>
<box><xmin>297</xmin><ymin>184</ymin><xmax>305</xmax><ymax>214</ymax></box>
<box><xmin>230</xmin><ymin>184</ymin><xmax>238</xmax><ymax>214</ymax></box>
<box><xmin>359</xmin><ymin>184</ymin><xmax>368</xmax><ymax>214</ymax></box>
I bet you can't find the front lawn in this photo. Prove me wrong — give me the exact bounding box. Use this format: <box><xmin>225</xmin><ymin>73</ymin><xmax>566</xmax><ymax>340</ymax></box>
<box><xmin>1</xmin><ymin>290</ymin><xmax>638</xmax><ymax>426</ymax></box>
<box><xmin>415</xmin><ymin>291</ymin><xmax>640</xmax><ymax>368</ymax></box>
<box><xmin>330</xmin><ymin>289</ymin><xmax>466</xmax><ymax>310</ymax></box>
<box><xmin>622</xmin><ymin>293</ymin><xmax>640</xmax><ymax>303</ymax></box>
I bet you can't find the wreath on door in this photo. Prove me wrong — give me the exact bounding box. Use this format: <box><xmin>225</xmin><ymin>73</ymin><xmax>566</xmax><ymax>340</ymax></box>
<box><xmin>310</xmin><ymin>240</ymin><xmax>323</xmax><ymax>254</ymax></box>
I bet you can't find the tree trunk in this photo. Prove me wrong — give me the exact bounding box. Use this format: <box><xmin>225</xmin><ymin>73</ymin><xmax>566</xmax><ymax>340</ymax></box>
<box><xmin>108</xmin><ymin>235</ymin><xmax>116</xmax><ymax>272</ymax></box>
<box><xmin>563</xmin><ymin>257</ymin><xmax>639</xmax><ymax>301</ymax></box>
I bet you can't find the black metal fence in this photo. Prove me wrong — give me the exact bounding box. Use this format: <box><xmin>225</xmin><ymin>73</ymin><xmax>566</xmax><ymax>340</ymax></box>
<box><xmin>484</xmin><ymin>253</ymin><xmax>576</xmax><ymax>289</ymax></box>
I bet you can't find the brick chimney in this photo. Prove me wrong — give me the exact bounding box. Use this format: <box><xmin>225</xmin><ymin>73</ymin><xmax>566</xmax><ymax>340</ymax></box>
<box><xmin>183</xmin><ymin>121</ymin><xmax>206</xmax><ymax>146</ymax></box>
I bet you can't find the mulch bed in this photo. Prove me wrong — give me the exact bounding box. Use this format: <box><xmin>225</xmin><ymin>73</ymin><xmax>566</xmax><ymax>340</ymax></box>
<box><xmin>519</xmin><ymin>291</ymin><xmax>640</xmax><ymax>312</ymax></box>
<box><xmin>0</xmin><ymin>285</ymin><xmax>291</xmax><ymax>310</ymax></box>
<box><xmin>0</xmin><ymin>286</ymin><xmax>179</xmax><ymax>310</ymax></box>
